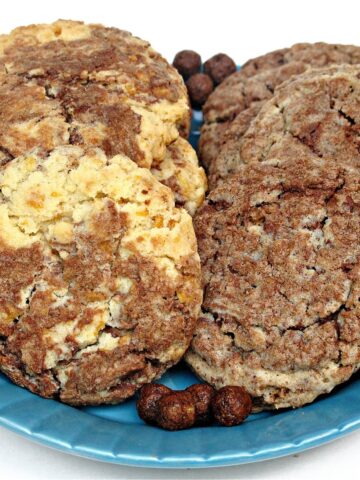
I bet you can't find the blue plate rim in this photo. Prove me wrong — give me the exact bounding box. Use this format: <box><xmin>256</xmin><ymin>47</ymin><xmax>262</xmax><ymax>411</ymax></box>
<box><xmin>1</xmin><ymin>402</ymin><xmax>359</xmax><ymax>469</ymax></box>
<box><xmin>1</xmin><ymin>372</ymin><xmax>360</xmax><ymax>469</ymax></box>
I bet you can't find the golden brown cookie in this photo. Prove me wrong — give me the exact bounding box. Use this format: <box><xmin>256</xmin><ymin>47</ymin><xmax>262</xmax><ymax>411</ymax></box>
<box><xmin>0</xmin><ymin>20</ymin><xmax>206</xmax><ymax>214</ymax></box>
<box><xmin>0</xmin><ymin>146</ymin><xmax>202</xmax><ymax>405</ymax></box>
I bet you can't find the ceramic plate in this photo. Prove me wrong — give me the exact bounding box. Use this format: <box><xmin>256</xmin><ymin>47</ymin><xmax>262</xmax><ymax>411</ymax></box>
<box><xmin>0</xmin><ymin>110</ymin><xmax>359</xmax><ymax>469</ymax></box>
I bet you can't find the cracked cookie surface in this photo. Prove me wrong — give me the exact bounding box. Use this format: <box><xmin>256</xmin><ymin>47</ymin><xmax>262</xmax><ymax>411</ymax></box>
<box><xmin>200</xmin><ymin>43</ymin><xmax>360</xmax><ymax>174</ymax></box>
<box><xmin>0</xmin><ymin>146</ymin><xmax>202</xmax><ymax>405</ymax></box>
<box><xmin>209</xmin><ymin>65</ymin><xmax>360</xmax><ymax>187</ymax></box>
<box><xmin>0</xmin><ymin>20</ymin><xmax>206</xmax><ymax>214</ymax></box>
<box><xmin>186</xmin><ymin>156</ymin><xmax>360</xmax><ymax>410</ymax></box>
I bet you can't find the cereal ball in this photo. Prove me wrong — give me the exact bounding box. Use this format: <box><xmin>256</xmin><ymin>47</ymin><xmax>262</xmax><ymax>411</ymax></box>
<box><xmin>186</xmin><ymin>384</ymin><xmax>215</xmax><ymax>425</ymax></box>
<box><xmin>204</xmin><ymin>53</ymin><xmax>236</xmax><ymax>85</ymax></box>
<box><xmin>186</xmin><ymin>73</ymin><xmax>214</xmax><ymax>108</ymax></box>
<box><xmin>173</xmin><ymin>50</ymin><xmax>202</xmax><ymax>80</ymax></box>
<box><xmin>158</xmin><ymin>391</ymin><xmax>196</xmax><ymax>430</ymax></box>
<box><xmin>136</xmin><ymin>383</ymin><xmax>172</xmax><ymax>424</ymax></box>
<box><xmin>212</xmin><ymin>386</ymin><xmax>252</xmax><ymax>426</ymax></box>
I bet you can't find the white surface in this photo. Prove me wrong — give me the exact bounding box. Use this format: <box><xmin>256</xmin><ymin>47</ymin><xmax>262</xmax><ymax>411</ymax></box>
<box><xmin>0</xmin><ymin>426</ymin><xmax>359</xmax><ymax>480</ymax></box>
<box><xmin>0</xmin><ymin>0</ymin><xmax>360</xmax><ymax>478</ymax></box>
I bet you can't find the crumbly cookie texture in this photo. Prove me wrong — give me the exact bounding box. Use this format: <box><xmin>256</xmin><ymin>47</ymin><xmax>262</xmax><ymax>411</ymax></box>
<box><xmin>0</xmin><ymin>146</ymin><xmax>202</xmax><ymax>405</ymax></box>
<box><xmin>0</xmin><ymin>20</ymin><xmax>205</xmax><ymax>214</ymax></box>
<box><xmin>151</xmin><ymin>137</ymin><xmax>207</xmax><ymax>216</ymax></box>
<box><xmin>209</xmin><ymin>65</ymin><xmax>360</xmax><ymax>187</ymax></box>
<box><xmin>199</xmin><ymin>106</ymin><xmax>260</xmax><ymax>171</ymax></box>
<box><xmin>186</xmin><ymin>156</ymin><xmax>360</xmax><ymax>410</ymax></box>
<box><xmin>200</xmin><ymin>43</ymin><xmax>360</xmax><ymax>174</ymax></box>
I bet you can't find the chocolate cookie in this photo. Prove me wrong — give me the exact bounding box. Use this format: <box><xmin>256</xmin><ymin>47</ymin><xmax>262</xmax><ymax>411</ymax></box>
<box><xmin>0</xmin><ymin>146</ymin><xmax>202</xmax><ymax>405</ymax></box>
<box><xmin>186</xmin><ymin>156</ymin><xmax>360</xmax><ymax>410</ymax></box>
<box><xmin>200</xmin><ymin>62</ymin><xmax>307</xmax><ymax>170</ymax></box>
<box><xmin>209</xmin><ymin>65</ymin><xmax>360</xmax><ymax>187</ymax></box>
<box><xmin>200</xmin><ymin>43</ymin><xmax>360</xmax><ymax>174</ymax></box>
<box><xmin>0</xmin><ymin>20</ymin><xmax>206</xmax><ymax>214</ymax></box>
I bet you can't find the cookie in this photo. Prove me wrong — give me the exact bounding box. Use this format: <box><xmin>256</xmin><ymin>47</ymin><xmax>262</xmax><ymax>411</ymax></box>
<box><xmin>0</xmin><ymin>146</ymin><xmax>202</xmax><ymax>405</ymax></box>
<box><xmin>200</xmin><ymin>62</ymin><xmax>307</xmax><ymax>170</ymax></box>
<box><xmin>201</xmin><ymin>43</ymin><xmax>360</xmax><ymax>173</ymax></box>
<box><xmin>0</xmin><ymin>20</ymin><xmax>206</xmax><ymax>214</ymax></box>
<box><xmin>186</xmin><ymin>156</ymin><xmax>360</xmax><ymax>410</ymax></box>
<box><xmin>209</xmin><ymin>65</ymin><xmax>360</xmax><ymax>187</ymax></box>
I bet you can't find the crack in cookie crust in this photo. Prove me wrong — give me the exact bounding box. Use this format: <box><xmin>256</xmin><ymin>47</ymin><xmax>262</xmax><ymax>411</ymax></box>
<box><xmin>186</xmin><ymin>156</ymin><xmax>360</xmax><ymax>410</ymax></box>
<box><xmin>0</xmin><ymin>20</ymin><xmax>205</xmax><ymax>214</ymax></box>
<box><xmin>0</xmin><ymin>146</ymin><xmax>202</xmax><ymax>405</ymax></box>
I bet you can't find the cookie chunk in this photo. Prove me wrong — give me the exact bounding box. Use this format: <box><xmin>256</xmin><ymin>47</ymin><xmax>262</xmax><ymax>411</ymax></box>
<box><xmin>0</xmin><ymin>146</ymin><xmax>202</xmax><ymax>405</ymax></box>
<box><xmin>200</xmin><ymin>43</ymin><xmax>360</xmax><ymax>174</ymax></box>
<box><xmin>0</xmin><ymin>20</ymin><xmax>206</xmax><ymax>214</ymax></box>
<box><xmin>151</xmin><ymin>137</ymin><xmax>207</xmax><ymax>215</ymax></box>
<box><xmin>209</xmin><ymin>65</ymin><xmax>360</xmax><ymax>187</ymax></box>
<box><xmin>186</xmin><ymin>156</ymin><xmax>360</xmax><ymax>410</ymax></box>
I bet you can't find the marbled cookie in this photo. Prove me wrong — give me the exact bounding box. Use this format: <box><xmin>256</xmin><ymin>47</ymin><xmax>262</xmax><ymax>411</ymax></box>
<box><xmin>0</xmin><ymin>146</ymin><xmax>202</xmax><ymax>405</ymax></box>
<box><xmin>186</xmin><ymin>156</ymin><xmax>360</xmax><ymax>410</ymax></box>
<box><xmin>200</xmin><ymin>43</ymin><xmax>360</xmax><ymax>175</ymax></box>
<box><xmin>0</xmin><ymin>20</ymin><xmax>206</xmax><ymax>213</ymax></box>
<box><xmin>209</xmin><ymin>64</ymin><xmax>360</xmax><ymax>187</ymax></box>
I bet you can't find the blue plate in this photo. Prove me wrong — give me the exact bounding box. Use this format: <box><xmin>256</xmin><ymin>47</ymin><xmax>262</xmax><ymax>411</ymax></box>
<box><xmin>0</xmin><ymin>109</ymin><xmax>360</xmax><ymax>469</ymax></box>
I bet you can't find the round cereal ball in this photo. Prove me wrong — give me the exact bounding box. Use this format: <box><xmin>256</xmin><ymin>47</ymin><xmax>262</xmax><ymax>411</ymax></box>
<box><xmin>136</xmin><ymin>383</ymin><xmax>172</xmax><ymax>424</ymax></box>
<box><xmin>204</xmin><ymin>53</ymin><xmax>236</xmax><ymax>85</ymax></box>
<box><xmin>186</xmin><ymin>73</ymin><xmax>214</xmax><ymax>108</ymax></box>
<box><xmin>212</xmin><ymin>386</ymin><xmax>252</xmax><ymax>426</ymax></box>
<box><xmin>173</xmin><ymin>50</ymin><xmax>202</xmax><ymax>80</ymax></box>
<box><xmin>186</xmin><ymin>383</ymin><xmax>215</xmax><ymax>425</ymax></box>
<box><xmin>158</xmin><ymin>391</ymin><xmax>196</xmax><ymax>430</ymax></box>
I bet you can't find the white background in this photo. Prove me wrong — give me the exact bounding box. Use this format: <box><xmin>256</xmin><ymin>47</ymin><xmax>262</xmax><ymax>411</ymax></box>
<box><xmin>0</xmin><ymin>0</ymin><xmax>360</xmax><ymax>478</ymax></box>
